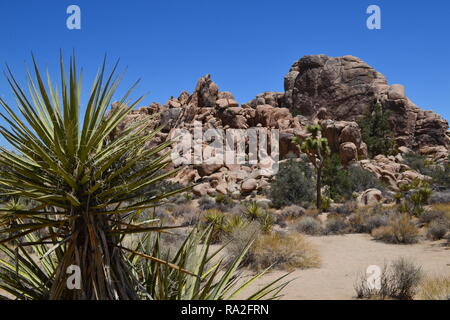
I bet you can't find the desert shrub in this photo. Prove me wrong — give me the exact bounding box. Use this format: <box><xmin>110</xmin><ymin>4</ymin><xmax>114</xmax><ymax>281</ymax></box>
<box><xmin>324</xmin><ymin>217</ymin><xmax>350</xmax><ymax>235</ymax></box>
<box><xmin>198</xmin><ymin>196</ymin><xmax>216</xmax><ymax>211</ymax></box>
<box><xmin>430</xmin><ymin>203</ymin><xmax>450</xmax><ymax>220</ymax></box>
<box><xmin>426</xmin><ymin>220</ymin><xmax>448</xmax><ymax>240</ymax></box>
<box><xmin>295</xmin><ymin>216</ymin><xmax>323</xmax><ymax>235</ymax></box>
<box><xmin>198</xmin><ymin>194</ymin><xmax>235</xmax><ymax>212</ymax></box>
<box><xmin>364</xmin><ymin>214</ymin><xmax>390</xmax><ymax>232</ymax></box>
<box><xmin>348</xmin><ymin>165</ymin><xmax>385</xmax><ymax>193</ymax></box>
<box><xmin>224</xmin><ymin>222</ymin><xmax>261</xmax><ymax>266</ymax></box>
<box><xmin>429</xmin><ymin>191</ymin><xmax>450</xmax><ymax>204</ymax></box>
<box><xmin>335</xmin><ymin>200</ymin><xmax>358</xmax><ymax>215</ymax></box>
<box><xmin>430</xmin><ymin>161</ymin><xmax>450</xmax><ymax>189</ymax></box>
<box><xmin>397</xmin><ymin>179</ymin><xmax>432</xmax><ymax>216</ymax></box>
<box><xmin>357</xmin><ymin>103</ymin><xmax>396</xmax><ymax>158</ymax></box>
<box><xmin>215</xmin><ymin>193</ymin><xmax>234</xmax><ymax>208</ymax></box>
<box><xmin>246</xmin><ymin>233</ymin><xmax>321</xmax><ymax>271</ymax></box>
<box><xmin>371</xmin><ymin>213</ymin><xmax>419</xmax><ymax>244</ymax></box>
<box><xmin>171</xmin><ymin>203</ymin><xmax>195</xmax><ymax>218</ymax></box>
<box><xmin>322</xmin><ymin>155</ymin><xmax>385</xmax><ymax>202</ymax></box>
<box><xmin>322</xmin><ymin>154</ymin><xmax>353</xmax><ymax>201</ymax></box>
<box><xmin>280</xmin><ymin>205</ymin><xmax>305</xmax><ymax>219</ymax></box>
<box><xmin>417</xmin><ymin>275</ymin><xmax>450</xmax><ymax>300</ymax></box>
<box><xmin>403</xmin><ymin>152</ymin><xmax>432</xmax><ymax>175</ymax></box>
<box><xmin>269</xmin><ymin>158</ymin><xmax>315</xmax><ymax>208</ymax></box>
<box><xmin>348</xmin><ymin>207</ymin><xmax>390</xmax><ymax>234</ymax></box>
<box><xmin>355</xmin><ymin>257</ymin><xmax>423</xmax><ymax>300</ymax></box>
<box><xmin>419</xmin><ymin>210</ymin><xmax>445</xmax><ymax>225</ymax></box>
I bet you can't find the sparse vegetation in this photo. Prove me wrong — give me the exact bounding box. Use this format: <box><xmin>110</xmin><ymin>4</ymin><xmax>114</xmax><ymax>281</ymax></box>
<box><xmin>269</xmin><ymin>157</ymin><xmax>315</xmax><ymax>208</ymax></box>
<box><xmin>417</xmin><ymin>275</ymin><xmax>450</xmax><ymax>300</ymax></box>
<box><xmin>295</xmin><ymin>216</ymin><xmax>323</xmax><ymax>236</ymax></box>
<box><xmin>371</xmin><ymin>213</ymin><xmax>419</xmax><ymax>244</ymax></box>
<box><xmin>357</xmin><ymin>103</ymin><xmax>395</xmax><ymax>158</ymax></box>
<box><xmin>355</xmin><ymin>257</ymin><xmax>423</xmax><ymax>300</ymax></box>
<box><xmin>293</xmin><ymin>125</ymin><xmax>331</xmax><ymax>210</ymax></box>
<box><xmin>426</xmin><ymin>220</ymin><xmax>448</xmax><ymax>240</ymax></box>
<box><xmin>245</xmin><ymin>233</ymin><xmax>321</xmax><ymax>271</ymax></box>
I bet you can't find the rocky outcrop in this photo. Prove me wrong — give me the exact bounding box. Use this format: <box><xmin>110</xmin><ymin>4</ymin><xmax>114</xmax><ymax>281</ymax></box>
<box><xmin>113</xmin><ymin>54</ymin><xmax>449</xmax><ymax>197</ymax></box>
<box><xmin>281</xmin><ymin>55</ymin><xmax>450</xmax><ymax>155</ymax></box>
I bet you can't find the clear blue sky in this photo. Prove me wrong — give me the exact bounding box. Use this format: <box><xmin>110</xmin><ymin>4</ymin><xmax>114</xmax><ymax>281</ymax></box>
<box><xmin>0</xmin><ymin>0</ymin><xmax>449</xmax><ymax>147</ymax></box>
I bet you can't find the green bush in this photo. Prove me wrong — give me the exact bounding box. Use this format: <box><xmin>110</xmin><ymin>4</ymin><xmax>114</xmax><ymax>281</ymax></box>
<box><xmin>322</xmin><ymin>154</ymin><xmax>385</xmax><ymax>201</ymax></box>
<box><xmin>269</xmin><ymin>157</ymin><xmax>315</xmax><ymax>208</ymax></box>
<box><xmin>357</xmin><ymin>103</ymin><xmax>396</xmax><ymax>158</ymax></box>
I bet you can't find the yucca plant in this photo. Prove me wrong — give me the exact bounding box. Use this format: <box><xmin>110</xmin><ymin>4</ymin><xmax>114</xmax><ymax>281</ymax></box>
<box><xmin>131</xmin><ymin>226</ymin><xmax>290</xmax><ymax>300</ymax></box>
<box><xmin>0</xmin><ymin>55</ymin><xmax>189</xmax><ymax>299</ymax></box>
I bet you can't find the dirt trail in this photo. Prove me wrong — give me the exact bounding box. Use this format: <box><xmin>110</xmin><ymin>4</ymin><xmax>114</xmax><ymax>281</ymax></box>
<box><xmin>244</xmin><ymin>233</ymin><xmax>450</xmax><ymax>300</ymax></box>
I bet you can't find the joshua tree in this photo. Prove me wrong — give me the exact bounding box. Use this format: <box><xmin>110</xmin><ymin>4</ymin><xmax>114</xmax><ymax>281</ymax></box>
<box><xmin>293</xmin><ymin>125</ymin><xmax>330</xmax><ymax>210</ymax></box>
<box><xmin>0</xmin><ymin>55</ymin><xmax>187</xmax><ymax>299</ymax></box>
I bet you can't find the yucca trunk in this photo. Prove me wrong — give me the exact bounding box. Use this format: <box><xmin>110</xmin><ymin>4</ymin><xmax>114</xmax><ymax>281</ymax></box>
<box><xmin>48</xmin><ymin>210</ymin><xmax>136</xmax><ymax>299</ymax></box>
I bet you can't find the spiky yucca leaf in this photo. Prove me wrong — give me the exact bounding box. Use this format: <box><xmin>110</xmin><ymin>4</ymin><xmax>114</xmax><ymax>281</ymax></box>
<box><xmin>0</xmin><ymin>55</ymin><xmax>187</xmax><ymax>299</ymax></box>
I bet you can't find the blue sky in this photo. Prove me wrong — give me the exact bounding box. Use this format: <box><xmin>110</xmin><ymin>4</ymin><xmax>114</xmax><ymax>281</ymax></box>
<box><xmin>0</xmin><ymin>0</ymin><xmax>449</xmax><ymax>147</ymax></box>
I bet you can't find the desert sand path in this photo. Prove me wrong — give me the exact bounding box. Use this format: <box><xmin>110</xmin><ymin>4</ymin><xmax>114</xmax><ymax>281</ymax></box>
<box><xmin>245</xmin><ymin>233</ymin><xmax>450</xmax><ymax>300</ymax></box>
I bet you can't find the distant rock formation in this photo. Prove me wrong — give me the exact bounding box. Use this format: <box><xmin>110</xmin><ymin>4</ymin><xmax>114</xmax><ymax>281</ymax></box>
<box><xmin>112</xmin><ymin>55</ymin><xmax>450</xmax><ymax>196</ymax></box>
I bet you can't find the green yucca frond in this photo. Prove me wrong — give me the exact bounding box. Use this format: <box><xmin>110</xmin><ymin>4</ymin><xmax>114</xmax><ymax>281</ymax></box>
<box><xmin>0</xmin><ymin>54</ymin><xmax>188</xmax><ymax>299</ymax></box>
<box><xmin>130</xmin><ymin>226</ymin><xmax>291</xmax><ymax>300</ymax></box>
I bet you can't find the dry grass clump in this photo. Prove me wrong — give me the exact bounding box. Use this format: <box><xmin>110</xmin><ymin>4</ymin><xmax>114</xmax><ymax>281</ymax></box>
<box><xmin>295</xmin><ymin>216</ymin><xmax>323</xmax><ymax>235</ymax></box>
<box><xmin>324</xmin><ymin>216</ymin><xmax>350</xmax><ymax>235</ymax></box>
<box><xmin>355</xmin><ymin>257</ymin><xmax>423</xmax><ymax>300</ymax></box>
<box><xmin>430</xmin><ymin>203</ymin><xmax>450</xmax><ymax>220</ymax></box>
<box><xmin>246</xmin><ymin>232</ymin><xmax>321</xmax><ymax>271</ymax></box>
<box><xmin>371</xmin><ymin>213</ymin><xmax>419</xmax><ymax>244</ymax></box>
<box><xmin>426</xmin><ymin>220</ymin><xmax>449</xmax><ymax>240</ymax></box>
<box><xmin>417</xmin><ymin>275</ymin><xmax>450</xmax><ymax>300</ymax></box>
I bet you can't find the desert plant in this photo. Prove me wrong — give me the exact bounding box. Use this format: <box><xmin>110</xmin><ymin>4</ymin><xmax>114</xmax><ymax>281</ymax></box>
<box><xmin>269</xmin><ymin>158</ymin><xmax>314</xmax><ymax>208</ymax></box>
<box><xmin>324</xmin><ymin>217</ymin><xmax>350</xmax><ymax>235</ymax></box>
<box><xmin>0</xmin><ymin>56</ymin><xmax>192</xmax><ymax>299</ymax></box>
<box><xmin>245</xmin><ymin>233</ymin><xmax>320</xmax><ymax>271</ymax></box>
<box><xmin>201</xmin><ymin>209</ymin><xmax>228</xmax><ymax>243</ymax></box>
<box><xmin>295</xmin><ymin>216</ymin><xmax>323</xmax><ymax>236</ymax></box>
<box><xmin>293</xmin><ymin>125</ymin><xmax>330</xmax><ymax>210</ymax></box>
<box><xmin>355</xmin><ymin>257</ymin><xmax>422</xmax><ymax>300</ymax></box>
<box><xmin>371</xmin><ymin>214</ymin><xmax>419</xmax><ymax>244</ymax></box>
<box><xmin>280</xmin><ymin>205</ymin><xmax>305</xmax><ymax>219</ymax></box>
<box><xmin>426</xmin><ymin>220</ymin><xmax>448</xmax><ymax>240</ymax></box>
<box><xmin>348</xmin><ymin>165</ymin><xmax>386</xmax><ymax>193</ymax></box>
<box><xmin>242</xmin><ymin>201</ymin><xmax>264</xmax><ymax>221</ymax></box>
<box><xmin>417</xmin><ymin>275</ymin><xmax>450</xmax><ymax>300</ymax></box>
<box><xmin>357</xmin><ymin>103</ymin><xmax>395</xmax><ymax>158</ymax></box>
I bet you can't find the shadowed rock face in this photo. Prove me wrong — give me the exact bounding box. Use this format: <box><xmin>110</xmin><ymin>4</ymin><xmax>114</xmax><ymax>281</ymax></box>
<box><xmin>282</xmin><ymin>55</ymin><xmax>450</xmax><ymax>151</ymax></box>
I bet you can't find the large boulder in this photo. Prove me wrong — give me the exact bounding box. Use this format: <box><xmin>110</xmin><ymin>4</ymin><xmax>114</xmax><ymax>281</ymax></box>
<box><xmin>283</xmin><ymin>55</ymin><xmax>449</xmax><ymax>155</ymax></box>
<box><xmin>357</xmin><ymin>189</ymin><xmax>384</xmax><ymax>207</ymax></box>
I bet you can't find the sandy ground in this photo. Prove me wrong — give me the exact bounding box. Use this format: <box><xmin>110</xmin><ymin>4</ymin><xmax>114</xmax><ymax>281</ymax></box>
<box><xmin>1</xmin><ymin>234</ymin><xmax>449</xmax><ymax>300</ymax></box>
<box><xmin>243</xmin><ymin>233</ymin><xmax>450</xmax><ymax>300</ymax></box>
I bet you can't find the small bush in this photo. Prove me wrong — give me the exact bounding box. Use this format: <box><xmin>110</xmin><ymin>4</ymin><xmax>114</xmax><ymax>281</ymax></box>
<box><xmin>426</xmin><ymin>220</ymin><xmax>448</xmax><ymax>240</ymax></box>
<box><xmin>371</xmin><ymin>214</ymin><xmax>419</xmax><ymax>244</ymax></box>
<box><xmin>429</xmin><ymin>191</ymin><xmax>450</xmax><ymax>204</ymax></box>
<box><xmin>355</xmin><ymin>257</ymin><xmax>423</xmax><ymax>300</ymax></box>
<box><xmin>324</xmin><ymin>217</ymin><xmax>350</xmax><ymax>235</ymax></box>
<box><xmin>269</xmin><ymin>158</ymin><xmax>315</xmax><ymax>208</ymax></box>
<box><xmin>364</xmin><ymin>214</ymin><xmax>389</xmax><ymax>232</ymax></box>
<box><xmin>335</xmin><ymin>200</ymin><xmax>358</xmax><ymax>215</ymax></box>
<box><xmin>280</xmin><ymin>205</ymin><xmax>305</xmax><ymax>219</ymax></box>
<box><xmin>419</xmin><ymin>210</ymin><xmax>446</xmax><ymax>224</ymax></box>
<box><xmin>246</xmin><ymin>233</ymin><xmax>321</xmax><ymax>271</ymax></box>
<box><xmin>296</xmin><ymin>216</ymin><xmax>323</xmax><ymax>235</ymax></box>
<box><xmin>417</xmin><ymin>275</ymin><xmax>450</xmax><ymax>300</ymax></box>
<box><xmin>224</xmin><ymin>222</ymin><xmax>261</xmax><ymax>266</ymax></box>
